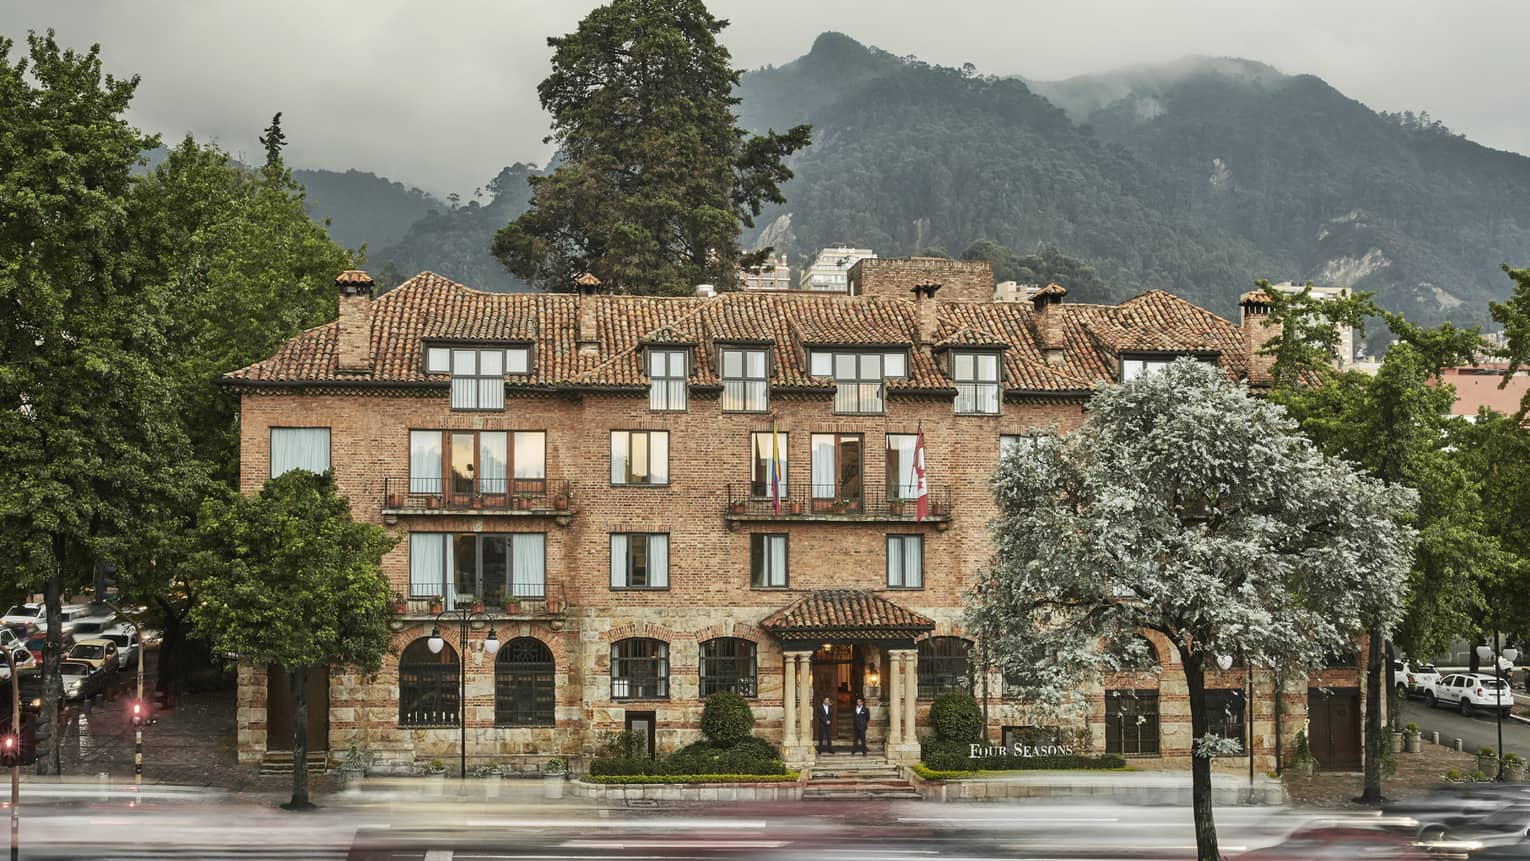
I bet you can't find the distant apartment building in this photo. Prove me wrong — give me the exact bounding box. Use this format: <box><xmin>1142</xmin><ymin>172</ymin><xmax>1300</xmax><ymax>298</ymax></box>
<box><xmin>1267</xmin><ymin>281</ymin><xmax>1357</xmax><ymax>366</ymax></box>
<box><xmin>739</xmin><ymin>254</ymin><xmax>792</xmax><ymax>291</ymax></box>
<box><xmin>800</xmin><ymin>246</ymin><xmax>876</xmax><ymax>292</ymax></box>
<box><xmin>1437</xmin><ymin>364</ymin><xmax>1530</xmax><ymax>420</ymax></box>
<box><xmin>993</xmin><ymin>281</ymin><xmax>1037</xmax><ymax>303</ymax></box>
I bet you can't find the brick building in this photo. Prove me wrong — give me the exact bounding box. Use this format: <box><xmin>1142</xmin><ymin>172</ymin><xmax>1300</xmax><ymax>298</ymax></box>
<box><xmin>224</xmin><ymin>264</ymin><xmax>1367</xmax><ymax>775</ymax></box>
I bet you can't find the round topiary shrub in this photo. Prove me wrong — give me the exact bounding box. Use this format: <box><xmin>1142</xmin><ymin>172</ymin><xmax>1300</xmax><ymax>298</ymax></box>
<box><xmin>699</xmin><ymin>691</ymin><xmax>756</xmax><ymax>745</ymax></box>
<box><xmin>930</xmin><ymin>691</ymin><xmax>983</xmax><ymax>743</ymax></box>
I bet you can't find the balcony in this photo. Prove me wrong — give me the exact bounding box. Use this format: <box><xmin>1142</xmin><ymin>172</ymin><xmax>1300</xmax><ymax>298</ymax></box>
<box><xmin>723</xmin><ymin>484</ymin><xmax>952</xmax><ymax>525</ymax></box>
<box><xmin>392</xmin><ymin>584</ymin><xmax>570</xmax><ymax>631</ymax></box>
<box><xmin>382</xmin><ymin>477</ymin><xmax>574</xmax><ymax>525</ymax></box>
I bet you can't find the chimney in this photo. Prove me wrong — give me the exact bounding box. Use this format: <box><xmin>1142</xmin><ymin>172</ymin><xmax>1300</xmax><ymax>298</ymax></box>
<box><xmin>1030</xmin><ymin>282</ymin><xmax>1067</xmax><ymax>366</ymax></box>
<box><xmin>575</xmin><ymin>272</ymin><xmax>601</xmax><ymax>357</ymax></box>
<box><xmin>911</xmin><ymin>282</ymin><xmax>942</xmax><ymax>346</ymax></box>
<box><xmin>335</xmin><ymin>269</ymin><xmax>374</xmax><ymax>374</ymax></box>
<box><xmin>1240</xmin><ymin>288</ymin><xmax>1278</xmax><ymax>385</ymax></box>
<box><xmin>694</xmin><ymin>283</ymin><xmax>717</xmax><ymax>298</ymax></box>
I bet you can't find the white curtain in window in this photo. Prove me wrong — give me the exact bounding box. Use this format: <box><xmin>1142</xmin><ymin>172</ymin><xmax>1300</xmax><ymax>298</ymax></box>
<box><xmin>479</xmin><ymin>432</ymin><xmax>508</xmax><ymax>494</ymax></box>
<box><xmin>410</xmin><ymin>533</ymin><xmax>447</xmax><ymax>597</ymax></box>
<box><xmin>511</xmin><ymin>534</ymin><xmax>545</xmax><ymax>598</ymax></box>
<box><xmin>409</xmin><ymin>431</ymin><xmax>442</xmax><ymax>493</ymax></box>
<box><xmin>610</xmin><ymin>534</ymin><xmax>628</xmax><ymax>588</ymax></box>
<box><xmin>506</xmin><ymin>347</ymin><xmax>529</xmax><ymax>374</ymax></box>
<box><xmin>514</xmin><ymin>432</ymin><xmax>546</xmax><ymax>479</ymax></box>
<box><xmin>902</xmin><ymin>537</ymin><xmax>922</xmax><ymax>587</ymax></box>
<box><xmin>811</xmin><ymin>435</ymin><xmax>835</xmax><ymax>498</ymax></box>
<box><xmin>763</xmin><ymin>535</ymin><xmax>786</xmax><ymax>586</ymax></box>
<box><xmin>649</xmin><ymin>432</ymin><xmax>669</xmax><ymax>483</ymax></box>
<box><xmin>270</xmin><ymin>428</ymin><xmax>330</xmax><ymax>477</ymax></box>
<box><xmin>887</xmin><ymin>536</ymin><xmax>904</xmax><ymax>587</ymax></box>
<box><xmin>745</xmin><ymin>350</ymin><xmax>766</xmax><ymax>378</ymax></box>
<box><xmin>889</xmin><ymin>435</ymin><xmax>918</xmax><ymax>498</ymax></box>
<box><xmin>451</xmin><ymin>378</ymin><xmax>476</xmax><ymax>409</ymax></box>
<box><xmin>610</xmin><ymin>432</ymin><xmax>628</xmax><ymax>484</ymax></box>
<box><xmin>647</xmin><ymin>535</ymin><xmax>668</xmax><ymax>588</ymax></box>
<box><xmin>477</xmin><ymin>378</ymin><xmax>504</xmax><ymax>410</ymax></box>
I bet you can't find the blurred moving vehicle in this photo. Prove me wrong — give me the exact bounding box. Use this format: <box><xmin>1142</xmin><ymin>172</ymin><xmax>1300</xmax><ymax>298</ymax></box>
<box><xmin>23</xmin><ymin>632</ymin><xmax>75</xmax><ymax>665</ymax></box>
<box><xmin>1394</xmin><ymin>659</ymin><xmax>1441</xmax><ymax>699</ymax></box>
<box><xmin>67</xmin><ymin>638</ymin><xmax>121</xmax><ymax>673</ymax></box>
<box><xmin>1425</xmin><ymin>672</ymin><xmax>1512</xmax><ymax>717</ymax></box>
<box><xmin>1416</xmin><ymin>801</ymin><xmax>1530</xmax><ymax>857</ymax></box>
<box><xmin>1240</xmin><ymin>824</ymin><xmax>1432</xmax><ymax>859</ymax></box>
<box><xmin>57</xmin><ymin>659</ymin><xmax>107</xmax><ymax>702</ymax></box>
<box><xmin>2</xmin><ymin>602</ymin><xmax>91</xmax><ymax>634</ymax></box>
<box><xmin>70</xmin><ymin>614</ymin><xmax>121</xmax><ymax>637</ymax></box>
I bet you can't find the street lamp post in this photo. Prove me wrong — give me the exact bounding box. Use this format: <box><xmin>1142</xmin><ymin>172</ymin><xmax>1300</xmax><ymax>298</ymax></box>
<box><xmin>428</xmin><ymin>609</ymin><xmax>500</xmax><ymax>779</ymax></box>
<box><xmin>1475</xmin><ymin>636</ymin><xmax>1519</xmax><ymax>781</ymax></box>
<box><xmin>4</xmin><ymin>647</ymin><xmax>20</xmax><ymax>861</ymax></box>
<box><xmin>105</xmin><ymin>604</ymin><xmax>146</xmax><ymax>790</ymax></box>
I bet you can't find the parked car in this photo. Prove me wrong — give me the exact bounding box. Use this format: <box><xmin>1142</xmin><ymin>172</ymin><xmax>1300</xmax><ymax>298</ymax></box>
<box><xmin>99</xmin><ymin>629</ymin><xmax>139</xmax><ymax>670</ymax></box>
<box><xmin>1</xmin><ymin>603</ymin><xmax>92</xmax><ymax>635</ymax></box>
<box><xmin>67</xmin><ymin>638</ymin><xmax>120</xmax><ymax>674</ymax></box>
<box><xmin>0</xmin><ymin>643</ymin><xmax>35</xmax><ymax>680</ymax></box>
<box><xmin>1394</xmin><ymin>659</ymin><xmax>1441</xmax><ymax>699</ymax></box>
<box><xmin>1425</xmin><ymin>672</ymin><xmax>1512</xmax><ymax>717</ymax></box>
<box><xmin>57</xmin><ymin>659</ymin><xmax>107</xmax><ymax>702</ymax></box>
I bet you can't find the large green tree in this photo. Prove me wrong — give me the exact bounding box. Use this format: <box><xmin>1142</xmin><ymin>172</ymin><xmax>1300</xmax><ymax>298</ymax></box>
<box><xmin>190</xmin><ymin>470</ymin><xmax>395</xmax><ymax>809</ymax></box>
<box><xmin>973</xmin><ymin>360</ymin><xmax>1415</xmax><ymax>861</ymax></box>
<box><xmin>1490</xmin><ymin>264</ymin><xmax>1530</xmax><ymax>418</ymax></box>
<box><xmin>0</xmin><ymin>31</ymin><xmax>201</xmax><ymax>774</ymax></box>
<box><xmin>493</xmin><ymin>0</ymin><xmax>811</xmax><ymax>294</ymax></box>
<box><xmin>1265</xmin><ymin>294</ymin><xmax>1493</xmax><ymax>803</ymax></box>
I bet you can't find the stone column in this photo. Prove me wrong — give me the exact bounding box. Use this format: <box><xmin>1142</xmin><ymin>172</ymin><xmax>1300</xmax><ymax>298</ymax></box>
<box><xmin>783</xmin><ymin>651</ymin><xmax>797</xmax><ymax>748</ymax></box>
<box><xmin>887</xmin><ymin>652</ymin><xmax>903</xmax><ymax>745</ymax></box>
<box><xmin>899</xmin><ymin>651</ymin><xmax>911</xmax><ymax>737</ymax></box>
<box><xmin>798</xmin><ymin>653</ymin><xmax>812</xmax><ymax>743</ymax></box>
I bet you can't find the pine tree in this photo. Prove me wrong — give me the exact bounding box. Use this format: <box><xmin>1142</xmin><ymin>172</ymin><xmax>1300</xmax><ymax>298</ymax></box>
<box><xmin>259</xmin><ymin>111</ymin><xmax>286</xmax><ymax>169</ymax></box>
<box><xmin>492</xmin><ymin>0</ymin><xmax>811</xmax><ymax>294</ymax></box>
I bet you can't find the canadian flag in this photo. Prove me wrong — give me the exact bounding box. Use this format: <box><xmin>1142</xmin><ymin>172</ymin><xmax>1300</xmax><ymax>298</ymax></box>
<box><xmin>914</xmin><ymin>426</ymin><xmax>929</xmax><ymax>521</ymax></box>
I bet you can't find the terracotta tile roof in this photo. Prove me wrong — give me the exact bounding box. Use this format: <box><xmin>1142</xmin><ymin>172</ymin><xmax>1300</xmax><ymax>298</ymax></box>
<box><xmin>1033</xmin><ymin>282</ymin><xmax>1067</xmax><ymax>299</ymax></box>
<box><xmin>336</xmin><ymin>269</ymin><xmax>374</xmax><ymax>286</ymax></box>
<box><xmin>760</xmin><ymin>590</ymin><xmax>935</xmax><ymax>638</ymax></box>
<box><xmin>1240</xmin><ymin>289</ymin><xmax>1273</xmax><ymax>305</ymax></box>
<box><xmin>225</xmin><ymin>273</ymin><xmax>1252</xmax><ymax>394</ymax></box>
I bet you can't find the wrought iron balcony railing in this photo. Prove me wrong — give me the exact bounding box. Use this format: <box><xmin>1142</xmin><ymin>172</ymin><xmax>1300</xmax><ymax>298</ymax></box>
<box><xmin>724</xmin><ymin>483</ymin><xmax>952</xmax><ymax>522</ymax></box>
<box><xmin>383</xmin><ymin>477</ymin><xmax>574</xmax><ymax>516</ymax></box>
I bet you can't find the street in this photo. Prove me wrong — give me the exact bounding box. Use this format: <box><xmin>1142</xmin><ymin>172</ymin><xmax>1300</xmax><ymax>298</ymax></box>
<box><xmin>1402</xmin><ymin>697</ymin><xmax>1530</xmax><ymax>761</ymax></box>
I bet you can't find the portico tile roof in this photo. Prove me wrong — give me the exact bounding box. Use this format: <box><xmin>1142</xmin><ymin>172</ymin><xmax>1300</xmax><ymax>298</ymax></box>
<box><xmin>225</xmin><ymin>272</ymin><xmax>1252</xmax><ymax>394</ymax></box>
<box><xmin>760</xmin><ymin>589</ymin><xmax>935</xmax><ymax>639</ymax></box>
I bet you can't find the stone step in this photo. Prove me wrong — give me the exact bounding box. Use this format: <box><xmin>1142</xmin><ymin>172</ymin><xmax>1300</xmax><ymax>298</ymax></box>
<box><xmin>258</xmin><ymin>751</ymin><xmax>329</xmax><ymax>775</ymax></box>
<box><xmin>803</xmin><ymin>787</ymin><xmax>922</xmax><ymax>800</ymax></box>
<box><xmin>811</xmin><ymin>768</ymin><xmax>902</xmax><ymax>780</ymax></box>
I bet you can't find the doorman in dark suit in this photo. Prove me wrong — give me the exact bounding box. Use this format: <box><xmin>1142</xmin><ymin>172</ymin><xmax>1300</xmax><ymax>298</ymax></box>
<box><xmin>816</xmin><ymin>696</ymin><xmax>834</xmax><ymax>753</ymax></box>
<box><xmin>852</xmin><ymin>697</ymin><xmax>870</xmax><ymax>755</ymax></box>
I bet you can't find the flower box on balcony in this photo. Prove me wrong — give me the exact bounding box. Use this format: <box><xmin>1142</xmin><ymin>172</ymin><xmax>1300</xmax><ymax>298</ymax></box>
<box><xmin>516</xmin><ymin>495</ymin><xmax>535</xmax><ymax>511</ymax></box>
<box><xmin>730</xmin><ymin>500</ymin><xmax>747</xmax><ymax>514</ymax></box>
<box><xmin>888</xmin><ymin>499</ymin><xmax>906</xmax><ymax>516</ymax></box>
<box><xmin>553</xmin><ymin>494</ymin><xmax>570</xmax><ymax>511</ymax></box>
<box><xmin>788</xmin><ymin>500</ymin><xmax>802</xmax><ymax>515</ymax></box>
<box><xmin>387</xmin><ymin>493</ymin><xmax>404</xmax><ymax>508</ymax></box>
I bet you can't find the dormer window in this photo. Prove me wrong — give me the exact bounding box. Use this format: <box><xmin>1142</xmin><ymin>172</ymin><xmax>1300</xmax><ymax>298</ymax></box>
<box><xmin>1120</xmin><ymin>354</ymin><xmax>1208</xmax><ymax>382</ymax></box>
<box><xmin>648</xmin><ymin>349</ymin><xmax>688</xmax><ymax>412</ymax></box>
<box><xmin>953</xmin><ymin>352</ymin><xmax>1000</xmax><ymax>415</ymax></box>
<box><xmin>426</xmin><ymin>345</ymin><xmax>531</xmax><ymax>411</ymax></box>
<box><xmin>809</xmin><ymin>350</ymin><xmax>907</xmax><ymax>415</ymax></box>
<box><xmin>720</xmin><ymin>347</ymin><xmax>768</xmax><ymax>412</ymax></box>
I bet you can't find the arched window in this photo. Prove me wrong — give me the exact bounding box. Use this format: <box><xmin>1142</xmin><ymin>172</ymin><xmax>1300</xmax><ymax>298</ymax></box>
<box><xmin>1104</xmin><ymin>634</ymin><xmax>1161</xmax><ymax>671</ymax></box>
<box><xmin>699</xmin><ymin>638</ymin><xmax>757</xmax><ymax>698</ymax></box>
<box><xmin>611</xmin><ymin>638</ymin><xmax>669</xmax><ymax>700</ymax></box>
<box><xmin>495</xmin><ymin>637</ymin><xmax>555</xmax><ymax>727</ymax></box>
<box><xmin>918</xmin><ymin>637</ymin><xmax>973</xmax><ymax>698</ymax></box>
<box><xmin>399</xmin><ymin>637</ymin><xmax>459</xmax><ymax>727</ymax></box>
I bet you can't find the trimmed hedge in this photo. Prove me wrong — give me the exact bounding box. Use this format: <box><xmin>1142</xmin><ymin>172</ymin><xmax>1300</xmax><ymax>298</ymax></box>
<box><xmin>584</xmin><ymin>771</ymin><xmax>800</xmax><ymax>784</ymax></box>
<box><xmin>930</xmin><ymin>692</ymin><xmax>984</xmax><ymax>743</ymax></box>
<box><xmin>913</xmin><ymin>763</ymin><xmax>1131</xmax><ymax>781</ymax></box>
<box><xmin>699</xmin><ymin>692</ymin><xmax>756</xmax><ymax>745</ymax></box>
<box><xmin>921</xmin><ymin>738</ymin><xmax>1125</xmax><ymax>772</ymax></box>
<box><xmin>590</xmin><ymin>737</ymin><xmax>786</xmax><ymax>777</ymax></box>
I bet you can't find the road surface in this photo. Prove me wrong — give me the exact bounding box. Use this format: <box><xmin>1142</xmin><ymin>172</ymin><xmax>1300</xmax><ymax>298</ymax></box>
<box><xmin>1401</xmin><ymin>698</ymin><xmax>1530</xmax><ymax>761</ymax></box>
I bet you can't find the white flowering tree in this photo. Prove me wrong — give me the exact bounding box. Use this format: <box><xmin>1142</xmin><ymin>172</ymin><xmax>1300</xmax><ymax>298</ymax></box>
<box><xmin>970</xmin><ymin>360</ymin><xmax>1415</xmax><ymax>861</ymax></box>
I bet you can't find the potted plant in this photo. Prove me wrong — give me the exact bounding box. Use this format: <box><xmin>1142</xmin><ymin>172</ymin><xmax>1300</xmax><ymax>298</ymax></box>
<box><xmin>391</xmin><ymin>591</ymin><xmax>407</xmax><ymax>615</ymax></box>
<box><xmin>546</xmin><ymin>593</ymin><xmax>561</xmax><ymax>614</ymax></box>
<box><xmin>543</xmin><ymin>757</ymin><xmax>566</xmax><ymax>799</ymax></box>
<box><xmin>730</xmin><ymin>499</ymin><xmax>747</xmax><ymax>514</ymax></box>
<box><xmin>425</xmin><ymin>759</ymin><xmax>448</xmax><ymax>795</ymax></box>
<box><xmin>1403</xmin><ymin>722</ymin><xmax>1422</xmax><ymax>753</ymax></box>
<box><xmin>1478</xmin><ymin>746</ymin><xmax>1499</xmax><ymax>776</ymax></box>
<box><xmin>1506</xmin><ymin>753</ymin><xmax>1527</xmax><ymax>782</ymax></box>
<box><xmin>1389</xmin><ymin>726</ymin><xmax>1404</xmax><ymax>754</ymax></box>
<box><xmin>475</xmin><ymin>761</ymin><xmax>505</xmax><ymax>797</ymax></box>
<box><xmin>888</xmin><ymin>498</ymin><xmax>906</xmax><ymax>516</ymax></box>
<box><xmin>832</xmin><ymin>498</ymin><xmax>852</xmax><ymax>514</ymax></box>
<box><xmin>504</xmin><ymin>597</ymin><xmax>521</xmax><ymax>615</ymax></box>
<box><xmin>425</xmin><ymin>495</ymin><xmax>440</xmax><ymax>510</ymax></box>
<box><xmin>788</xmin><ymin>499</ymin><xmax>802</xmax><ymax>515</ymax></box>
<box><xmin>387</xmin><ymin>491</ymin><xmax>404</xmax><ymax>508</ymax></box>
<box><xmin>428</xmin><ymin>597</ymin><xmax>444</xmax><ymax>614</ymax></box>
<box><xmin>516</xmin><ymin>493</ymin><xmax>535</xmax><ymax>511</ymax></box>
<box><xmin>470</xmin><ymin>600</ymin><xmax>485</xmax><ymax>615</ymax></box>
<box><xmin>1290</xmin><ymin>730</ymin><xmax>1316</xmax><ymax>777</ymax></box>
<box><xmin>553</xmin><ymin>492</ymin><xmax>570</xmax><ymax>511</ymax></box>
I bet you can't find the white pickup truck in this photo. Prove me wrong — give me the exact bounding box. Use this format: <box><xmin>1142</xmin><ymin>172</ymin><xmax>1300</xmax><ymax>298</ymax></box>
<box><xmin>1423</xmin><ymin>672</ymin><xmax>1512</xmax><ymax>717</ymax></box>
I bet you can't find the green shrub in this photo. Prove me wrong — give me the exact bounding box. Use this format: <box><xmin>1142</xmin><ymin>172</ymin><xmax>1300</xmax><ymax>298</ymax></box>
<box><xmin>589</xmin><ymin>757</ymin><xmax>650</xmax><ymax>776</ymax></box>
<box><xmin>913</xmin><ymin>756</ymin><xmax>1130</xmax><ymax>781</ymax></box>
<box><xmin>598</xmin><ymin>730</ymin><xmax>648</xmax><ymax>759</ymax></box>
<box><xmin>1444</xmin><ymin>768</ymin><xmax>1463</xmax><ymax>782</ymax></box>
<box><xmin>930</xmin><ymin>692</ymin><xmax>983</xmax><ymax>743</ymax></box>
<box><xmin>659</xmin><ymin>739</ymin><xmax>784</xmax><ymax>776</ymax></box>
<box><xmin>920</xmin><ymin>738</ymin><xmax>971</xmax><ymax>771</ymax></box>
<box><xmin>726</xmin><ymin>735</ymin><xmax>781</xmax><ymax>761</ymax></box>
<box><xmin>718</xmin><ymin>743</ymin><xmax>786</xmax><ymax>775</ymax></box>
<box><xmin>1478</xmin><ymin>746</ymin><xmax>1496</xmax><ymax>757</ymax></box>
<box><xmin>699</xmin><ymin>692</ymin><xmax>756</xmax><ymax>745</ymax></box>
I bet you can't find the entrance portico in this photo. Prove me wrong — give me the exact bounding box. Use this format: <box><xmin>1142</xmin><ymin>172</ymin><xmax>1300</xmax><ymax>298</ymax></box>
<box><xmin>763</xmin><ymin>590</ymin><xmax>934</xmax><ymax>766</ymax></box>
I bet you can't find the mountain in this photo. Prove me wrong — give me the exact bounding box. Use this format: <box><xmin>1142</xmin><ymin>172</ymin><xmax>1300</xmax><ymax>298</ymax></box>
<box><xmin>367</xmin><ymin>163</ymin><xmax>541</xmax><ymax>293</ymax></box>
<box><xmin>292</xmin><ymin>168</ymin><xmax>441</xmax><ymax>252</ymax></box>
<box><xmin>736</xmin><ymin>36</ymin><xmax>1530</xmax><ymax>327</ymax></box>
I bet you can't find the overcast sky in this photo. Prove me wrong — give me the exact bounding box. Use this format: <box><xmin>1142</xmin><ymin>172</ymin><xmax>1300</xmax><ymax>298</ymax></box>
<box><xmin>4</xmin><ymin>1</ymin><xmax>1527</xmax><ymax>196</ymax></box>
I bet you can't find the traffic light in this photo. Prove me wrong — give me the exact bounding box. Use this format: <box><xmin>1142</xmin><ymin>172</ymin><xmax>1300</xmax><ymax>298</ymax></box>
<box><xmin>0</xmin><ymin>733</ymin><xmax>18</xmax><ymax>767</ymax></box>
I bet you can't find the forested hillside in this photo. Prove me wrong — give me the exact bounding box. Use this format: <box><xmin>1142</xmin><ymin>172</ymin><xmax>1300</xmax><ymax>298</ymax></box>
<box><xmin>293</xmin><ymin>168</ymin><xmax>440</xmax><ymax>251</ymax></box>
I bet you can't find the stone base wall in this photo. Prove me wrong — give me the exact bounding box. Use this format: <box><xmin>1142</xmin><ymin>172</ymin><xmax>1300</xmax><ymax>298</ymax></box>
<box><xmin>909</xmin><ymin>770</ymin><xmax>1287</xmax><ymax>805</ymax></box>
<box><xmin>571</xmin><ymin>779</ymin><xmax>803</xmax><ymax>803</ymax></box>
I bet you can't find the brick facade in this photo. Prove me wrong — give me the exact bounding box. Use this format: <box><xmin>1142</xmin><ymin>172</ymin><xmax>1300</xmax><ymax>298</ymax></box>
<box><xmin>228</xmin><ymin>263</ymin><xmax>1365</xmax><ymax>775</ymax></box>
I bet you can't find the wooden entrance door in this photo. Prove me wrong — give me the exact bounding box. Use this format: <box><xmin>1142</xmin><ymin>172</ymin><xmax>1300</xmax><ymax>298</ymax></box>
<box><xmin>265</xmin><ymin>665</ymin><xmax>329</xmax><ymax>752</ymax></box>
<box><xmin>1308</xmin><ymin>687</ymin><xmax>1362</xmax><ymax>771</ymax></box>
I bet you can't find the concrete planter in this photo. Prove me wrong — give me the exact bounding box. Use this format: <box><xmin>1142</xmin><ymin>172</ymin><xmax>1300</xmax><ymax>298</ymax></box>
<box><xmin>342</xmin><ymin>769</ymin><xmax>365</xmax><ymax>793</ymax></box>
<box><xmin>544</xmin><ymin>774</ymin><xmax>565</xmax><ymax>799</ymax></box>
<box><xmin>1478</xmin><ymin>754</ymin><xmax>1498</xmax><ymax>776</ymax></box>
<box><xmin>1403</xmin><ymin>732</ymin><xmax>1422</xmax><ymax>753</ymax></box>
<box><xmin>485</xmin><ymin>772</ymin><xmax>502</xmax><ymax>799</ymax></box>
<box><xmin>426</xmin><ymin>771</ymin><xmax>447</xmax><ymax>796</ymax></box>
<box><xmin>1390</xmin><ymin>733</ymin><xmax>1404</xmax><ymax>754</ymax></box>
<box><xmin>1505</xmin><ymin>761</ymin><xmax>1527</xmax><ymax>783</ymax></box>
